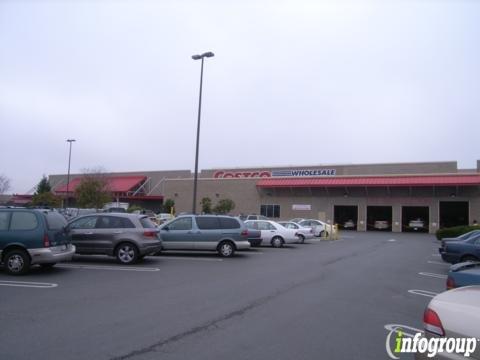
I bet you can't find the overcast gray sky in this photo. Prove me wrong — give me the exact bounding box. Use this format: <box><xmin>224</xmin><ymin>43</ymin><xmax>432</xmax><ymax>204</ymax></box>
<box><xmin>1</xmin><ymin>0</ymin><xmax>479</xmax><ymax>193</ymax></box>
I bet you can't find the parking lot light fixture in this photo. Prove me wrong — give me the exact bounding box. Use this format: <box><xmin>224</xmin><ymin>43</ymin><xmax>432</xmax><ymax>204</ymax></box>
<box><xmin>65</xmin><ymin>139</ymin><xmax>76</xmax><ymax>208</ymax></box>
<box><xmin>191</xmin><ymin>51</ymin><xmax>214</xmax><ymax>214</ymax></box>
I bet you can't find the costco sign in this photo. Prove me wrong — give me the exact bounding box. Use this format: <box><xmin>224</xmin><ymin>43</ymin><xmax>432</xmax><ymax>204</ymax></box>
<box><xmin>213</xmin><ymin>168</ymin><xmax>336</xmax><ymax>179</ymax></box>
<box><xmin>213</xmin><ymin>171</ymin><xmax>271</xmax><ymax>178</ymax></box>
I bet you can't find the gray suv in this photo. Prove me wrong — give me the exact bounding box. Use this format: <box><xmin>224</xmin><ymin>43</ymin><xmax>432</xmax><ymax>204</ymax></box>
<box><xmin>68</xmin><ymin>213</ymin><xmax>162</xmax><ymax>264</ymax></box>
<box><xmin>0</xmin><ymin>209</ymin><xmax>75</xmax><ymax>275</ymax></box>
<box><xmin>159</xmin><ymin>215</ymin><xmax>250</xmax><ymax>257</ymax></box>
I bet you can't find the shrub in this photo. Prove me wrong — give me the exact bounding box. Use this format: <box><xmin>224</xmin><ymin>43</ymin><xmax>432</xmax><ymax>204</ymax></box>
<box><xmin>435</xmin><ymin>225</ymin><xmax>479</xmax><ymax>240</ymax></box>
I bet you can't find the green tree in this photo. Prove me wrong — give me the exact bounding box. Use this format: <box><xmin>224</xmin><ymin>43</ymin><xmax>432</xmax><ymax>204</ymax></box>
<box><xmin>35</xmin><ymin>175</ymin><xmax>51</xmax><ymax>194</ymax></box>
<box><xmin>163</xmin><ymin>198</ymin><xmax>175</xmax><ymax>214</ymax></box>
<box><xmin>32</xmin><ymin>192</ymin><xmax>61</xmax><ymax>208</ymax></box>
<box><xmin>201</xmin><ymin>197</ymin><xmax>212</xmax><ymax>214</ymax></box>
<box><xmin>213</xmin><ymin>198</ymin><xmax>235</xmax><ymax>214</ymax></box>
<box><xmin>31</xmin><ymin>175</ymin><xmax>61</xmax><ymax>208</ymax></box>
<box><xmin>75</xmin><ymin>173</ymin><xmax>111</xmax><ymax>209</ymax></box>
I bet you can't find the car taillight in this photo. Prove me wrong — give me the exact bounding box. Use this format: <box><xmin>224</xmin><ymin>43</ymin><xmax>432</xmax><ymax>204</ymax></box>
<box><xmin>43</xmin><ymin>233</ymin><xmax>51</xmax><ymax>247</ymax></box>
<box><xmin>423</xmin><ymin>308</ymin><xmax>445</xmax><ymax>336</ymax></box>
<box><xmin>143</xmin><ymin>231</ymin><xmax>158</xmax><ymax>238</ymax></box>
<box><xmin>241</xmin><ymin>229</ymin><xmax>249</xmax><ymax>237</ymax></box>
<box><xmin>446</xmin><ymin>276</ymin><xmax>456</xmax><ymax>290</ymax></box>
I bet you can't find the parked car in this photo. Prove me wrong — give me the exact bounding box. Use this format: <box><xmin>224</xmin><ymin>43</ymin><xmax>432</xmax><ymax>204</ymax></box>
<box><xmin>244</xmin><ymin>214</ymin><xmax>269</xmax><ymax>221</ymax></box>
<box><xmin>159</xmin><ymin>215</ymin><xmax>250</xmax><ymax>257</ymax></box>
<box><xmin>343</xmin><ymin>219</ymin><xmax>356</xmax><ymax>229</ymax></box>
<box><xmin>297</xmin><ymin>219</ymin><xmax>332</xmax><ymax>237</ymax></box>
<box><xmin>439</xmin><ymin>232</ymin><xmax>480</xmax><ymax>264</ymax></box>
<box><xmin>244</xmin><ymin>220</ymin><xmax>299</xmax><ymax>247</ymax></box>
<box><xmin>277</xmin><ymin>221</ymin><xmax>314</xmax><ymax>243</ymax></box>
<box><xmin>442</xmin><ymin>229</ymin><xmax>480</xmax><ymax>242</ymax></box>
<box><xmin>446</xmin><ymin>261</ymin><xmax>480</xmax><ymax>289</ymax></box>
<box><xmin>373</xmin><ymin>220</ymin><xmax>390</xmax><ymax>230</ymax></box>
<box><xmin>67</xmin><ymin>213</ymin><xmax>162</xmax><ymax>264</ymax></box>
<box><xmin>415</xmin><ymin>286</ymin><xmax>480</xmax><ymax>359</ymax></box>
<box><xmin>0</xmin><ymin>208</ymin><xmax>75</xmax><ymax>275</ymax></box>
<box><xmin>290</xmin><ymin>218</ymin><xmax>306</xmax><ymax>224</ymax></box>
<box><xmin>408</xmin><ymin>218</ymin><xmax>425</xmax><ymax>230</ymax></box>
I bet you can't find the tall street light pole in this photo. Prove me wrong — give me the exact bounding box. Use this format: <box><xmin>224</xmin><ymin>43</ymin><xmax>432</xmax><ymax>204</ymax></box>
<box><xmin>191</xmin><ymin>51</ymin><xmax>214</xmax><ymax>214</ymax></box>
<box><xmin>65</xmin><ymin>139</ymin><xmax>76</xmax><ymax>209</ymax></box>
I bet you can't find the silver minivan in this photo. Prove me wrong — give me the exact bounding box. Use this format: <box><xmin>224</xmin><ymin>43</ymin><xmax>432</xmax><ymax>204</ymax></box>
<box><xmin>159</xmin><ymin>215</ymin><xmax>250</xmax><ymax>257</ymax></box>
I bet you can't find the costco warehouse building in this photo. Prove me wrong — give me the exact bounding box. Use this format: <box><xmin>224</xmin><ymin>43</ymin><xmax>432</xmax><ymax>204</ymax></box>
<box><xmin>48</xmin><ymin>160</ymin><xmax>480</xmax><ymax>234</ymax></box>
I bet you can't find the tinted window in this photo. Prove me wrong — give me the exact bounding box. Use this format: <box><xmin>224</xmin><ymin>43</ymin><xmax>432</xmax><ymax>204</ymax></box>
<box><xmin>139</xmin><ymin>217</ymin><xmax>156</xmax><ymax>229</ymax></box>
<box><xmin>96</xmin><ymin>216</ymin><xmax>135</xmax><ymax>229</ymax></box>
<box><xmin>219</xmin><ymin>217</ymin><xmax>240</xmax><ymax>229</ymax></box>
<box><xmin>45</xmin><ymin>212</ymin><xmax>67</xmax><ymax>230</ymax></box>
<box><xmin>168</xmin><ymin>217</ymin><xmax>192</xmax><ymax>231</ymax></box>
<box><xmin>70</xmin><ymin>216</ymin><xmax>98</xmax><ymax>229</ymax></box>
<box><xmin>196</xmin><ymin>217</ymin><xmax>220</xmax><ymax>230</ymax></box>
<box><xmin>10</xmin><ymin>212</ymin><xmax>38</xmax><ymax>231</ymax></box>
<box><xmin>0</xmin><ymin>212</ymin><xmax>10</xmax><ymax>230</ymax></box>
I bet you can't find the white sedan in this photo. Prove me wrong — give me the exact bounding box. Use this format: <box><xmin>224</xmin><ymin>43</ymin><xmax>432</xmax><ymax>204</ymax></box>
<box><xmin>278</xmin><ymin>221</ymin><xmax>314</xmax><ymax>243</ymax></box>
<box><xmin>298</xmin><ymin>219</ymin><xmax>332</xmax><ymax>237</ymax></box>
<box><xmin>244</xmin><ymin>220</ymin><xmax>299</xmax><ymax>248</ymax></box>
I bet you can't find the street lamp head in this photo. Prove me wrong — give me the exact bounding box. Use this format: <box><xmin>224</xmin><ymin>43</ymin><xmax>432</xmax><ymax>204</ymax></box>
<box><xmin>192</xmin><ymin>52</ymin><xmax>214</xmax><ymax>60</ymax></box>
<box><xmin>66</xmin><ymin>139</ymin><xmax>76</xmax><ymax>143</ymax></box>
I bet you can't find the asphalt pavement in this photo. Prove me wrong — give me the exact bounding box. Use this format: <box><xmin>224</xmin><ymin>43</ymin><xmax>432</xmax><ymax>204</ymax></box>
<box><xmin>0</xmin><ymin>231</ymin><xmax>447</xmax><ymax>360</ymax></box>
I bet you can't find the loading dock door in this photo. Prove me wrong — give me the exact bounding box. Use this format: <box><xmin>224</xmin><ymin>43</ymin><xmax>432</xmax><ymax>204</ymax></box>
<box><xmin>440</xmin><ymin>201</ymin><xmax>469</xmax><ymax>228</ymax></box>
<box><xmin>367</xmin><ymin>206</ymin><xmax>392</xmax><ymax>231</ymax></box>
<box><xmin>402</xmin><ymin>206</ymin><xmax>429</xmax><ymax>233</ymax></box>
<box><xmin>334</xmin><ymin>206</ymin><xmax>358</xmax><ymax>230</ymax></box>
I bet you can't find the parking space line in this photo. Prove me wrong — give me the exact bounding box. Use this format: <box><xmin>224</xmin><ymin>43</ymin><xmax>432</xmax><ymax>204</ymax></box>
<box><xmin>0</xmin><ymin>280</ymin><xmax>58</xmax><ymax>288</ymax></box>
<box><xmin>408</xmin><ymin>289</ymin><xmax>439</xmax><ymax>298</ymax></box>
<box><xmin>385</xmin><ymin>324</ymin><xmax>424</xmax><ymax>338</ymax></box>
<box><xmin>418</xmin><ymin>272</ymin><xmax>447</xmax><ymax>279</ymax></box>
<box><xmin>158</xmin><ymin>256</ymin><xmax>223</xmax><ymax>262</ymax></box>
<box><xmin>427</xmin><ymin>260</ymin><xmax>449</xmax><ymax>266</ymax></box>
<box><xmin>387</xmin><ymin>239</ymin><xmax>397</xmax><ymax>242</ymax></box>
<box><xmin>56</xmin><ymin>264</ymin><xmax>160</xmax><ymax>271</ymax></box>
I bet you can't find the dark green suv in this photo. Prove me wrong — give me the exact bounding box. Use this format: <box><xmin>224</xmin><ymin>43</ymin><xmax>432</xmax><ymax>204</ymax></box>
<box><xmin>0</xmin><ymin>209</ymin><xmax>75</xmax><ymax>275</ymax></box>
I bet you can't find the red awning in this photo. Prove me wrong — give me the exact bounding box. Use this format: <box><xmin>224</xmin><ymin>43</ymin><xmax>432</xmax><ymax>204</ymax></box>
<box><xmin>55</xmin><ymin>176</ymin><xmax>147</xmax><ymax>193</ymax></box>
<box><xmin>256</xmin><ymin>174</ymin><xmax>480</xmax><ymax>188</ymax></box>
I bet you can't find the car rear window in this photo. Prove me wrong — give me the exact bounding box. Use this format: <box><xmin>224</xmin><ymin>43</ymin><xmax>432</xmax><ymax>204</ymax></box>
<box><xmin>45</xmin><ymin>212</ymin><xmax>67</xmax><ymax>230</ymax></box>
<box><xmin>196</xmin><ymin>216</ymin><xmax>221</xmax><ymax>230</ymax></box>
<box><xmin>96</xmin><ymin>216</ymin><xmax>135</xmax><ymax>229</ymax></box>
<box><xmin>140</xmin><ymin>216</ymin><xmax>157</xmax><ymax>229</ymax></box>
<box><xmin>10</xmin><ymin>212</ymin><xmax>38</xmax><ymax>231</ymax></box>
<box><xmin>219</xmin><ymin>217</ymin><xmax>240</xmax><ymax>229</ymax></box>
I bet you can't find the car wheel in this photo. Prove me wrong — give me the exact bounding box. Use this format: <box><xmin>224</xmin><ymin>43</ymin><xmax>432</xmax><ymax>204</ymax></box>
<box><xmin>461</xmin><ymin>255</ymin><xmax>479</xmax><ymax>262</ymax></box>
<box><xmin>115</xmin><ymin>243</ymin><xmax>139</xmax><ymax>264</ymax></box>
<box><xmin>218</xmin><ymin>241</ymin><xmax>235</xmax><ymax>258</ymax></box>
<box><xmin>40</xmin><ymin>263</ymin><xmax>56</xmax><ymax>269</ymax></box>
<box><xmin>4</xmin><ymin>249</ymin><xmax>31</xmax><ymax>275</ymax></box>
<box><xmin>297</xmin><ymin>234</ymin><xmax>305</xmax><ymax>243</ymax></box>
<box><xmin>271</xmin><ymin>236</ymin><xmax>284</xmax><ymax>248</ymax></box>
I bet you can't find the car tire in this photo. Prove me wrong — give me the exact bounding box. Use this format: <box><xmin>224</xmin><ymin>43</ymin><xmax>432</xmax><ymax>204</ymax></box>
<box><xmin>461</xmin><ymin>255</ymin><xmax>479</xmax><ymax>262</ymax></box>
<box><xmin>218</xmin><ymin>241</ymin><xmax>235</xmax><ymax>258</ymax></box>
<box><xmin>271</xmin><ymin>236</ymin><xmax>284</xmax><ymax>248</ymax></box>
<box><xmin>4</xmin><ymin>249</ymin><xmax>31</xmax><ymax>275</ymax></box>
<box><xmin>297</xmin><ymin>234</ymin><xmax>305</xmax><ymax>243</ymax></box>
<box><xmin>115</xmin><ymin>243</ymin><xmax>139</xmax><ymax>264</ymax></box>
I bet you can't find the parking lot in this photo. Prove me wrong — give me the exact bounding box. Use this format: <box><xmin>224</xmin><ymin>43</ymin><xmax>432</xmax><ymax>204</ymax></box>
<box><xmin>0</xmin><ymin>232</ymin><xmax>448</xmax><ymax>360</ymax></box>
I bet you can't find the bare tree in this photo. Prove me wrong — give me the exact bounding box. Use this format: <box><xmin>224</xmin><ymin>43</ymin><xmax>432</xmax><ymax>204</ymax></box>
<box><xmin>0</xmin><ymin>174</ymin><xmax>11</xmax><ymax>194</ymax></box>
